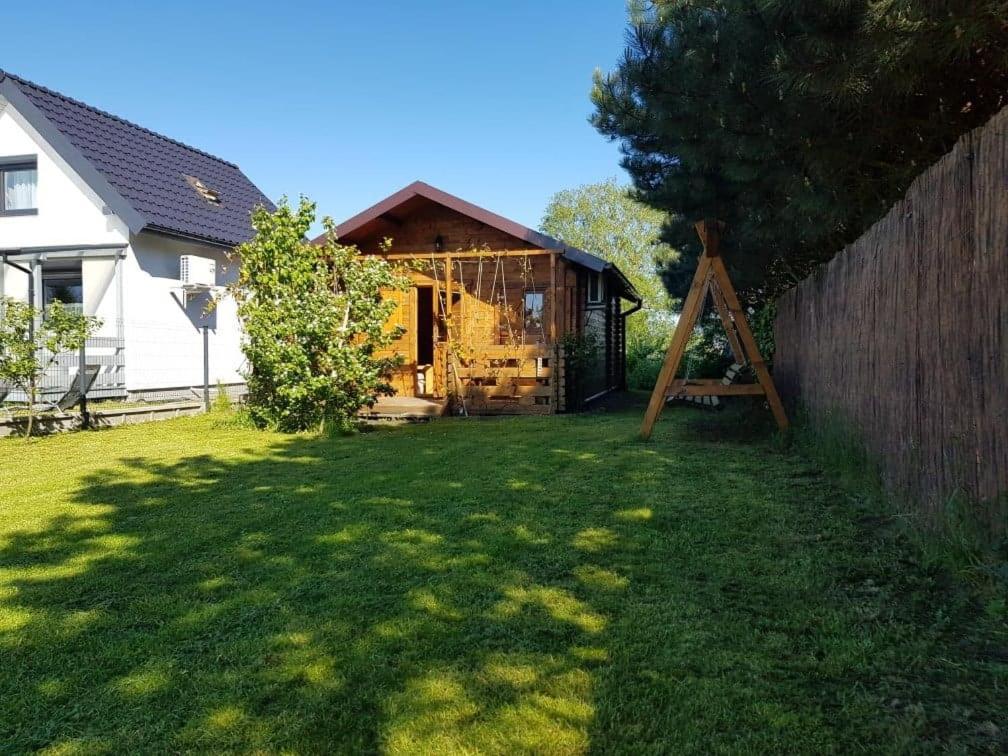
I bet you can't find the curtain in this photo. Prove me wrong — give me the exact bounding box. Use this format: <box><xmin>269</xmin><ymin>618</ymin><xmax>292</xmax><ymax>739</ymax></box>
<box><xmin>3</xmin><ymin>169</ymin><xmax>37</xmax><ymax>210</ymax></box>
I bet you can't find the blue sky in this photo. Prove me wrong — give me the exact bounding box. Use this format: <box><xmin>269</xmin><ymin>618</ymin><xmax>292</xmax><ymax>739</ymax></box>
<box><xmin>4</xmin><ymin>1</ymin><xmax>630</xmax><ymax>233</ymax></box>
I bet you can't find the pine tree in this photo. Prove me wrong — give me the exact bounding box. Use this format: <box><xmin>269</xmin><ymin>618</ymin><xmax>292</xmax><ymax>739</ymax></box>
<box><xmin>592</xmin><ymin>0</ymin><xmax>1008</xmax><ymax>300</ymax></box>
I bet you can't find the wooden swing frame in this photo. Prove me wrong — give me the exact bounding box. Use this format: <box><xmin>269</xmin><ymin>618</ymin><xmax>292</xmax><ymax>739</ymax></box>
<box><xmin>640</xmin><ymin>220</ymin><xmax>789</xmax><ymax>440</ymax></box>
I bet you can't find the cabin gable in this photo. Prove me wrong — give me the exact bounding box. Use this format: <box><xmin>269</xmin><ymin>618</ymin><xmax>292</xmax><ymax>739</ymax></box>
<box><xmin>345</xmin><ymin>202</ymin><xmax>540</xmax><ymax>255</ymax></box>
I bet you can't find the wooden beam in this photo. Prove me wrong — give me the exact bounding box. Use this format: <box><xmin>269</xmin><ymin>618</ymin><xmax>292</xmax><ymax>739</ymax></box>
<box><xmin>710</xmin><ymin>282</ymin><xmax>745</xmax><ymax>365</ymax></box>
<box><xmin>708</xmin><ymin>255</ymin><xmax>790</xmax><ymax>430</ymax></box>
<box><xmin>382</xmin><ymin>249</ymin><xmax>556</xmax><ymax>260</ymax></box>
<box><xmin>549</xmin><ymin>252</ymin><xmax>558</xmax><ymax>344</ymax></box>
<box><xmin>550</xmin><ymin>253</ymin><xmax>559</xmax><ymax>412</ymax></box>
<box><xmin>668</xmin><ymin>383</ymin><xmax>766</xmax><ymax>397</ymax></box>
<box><xmin>640</xmin><ymin>221</ymin><xmax>718</xmax><ymax>440</ymax></box>
<box><xmin>444</xmin><ymin>255</ymin><xmax>453</xmax><ymax>326</ymax></box>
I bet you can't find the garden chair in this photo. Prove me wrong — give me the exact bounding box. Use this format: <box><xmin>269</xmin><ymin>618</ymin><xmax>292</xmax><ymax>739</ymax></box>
<box><xmin>36</xmin><ymin>364</ymin><xmax>101</xmax><ymax>416</ymax></box>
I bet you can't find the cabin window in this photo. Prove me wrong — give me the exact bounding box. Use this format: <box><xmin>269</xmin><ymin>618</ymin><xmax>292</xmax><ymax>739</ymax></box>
<box><xmin>523</xmin><ymin>290</ymin><xmax>545</xmax><ymax>338</ymax></box>
<box><xmin>42</xmin><ymin>262</ymin><xmax>84</xmax><ymax>316</ymax></box>
<box><xmin>1</xmin><ymin>156</ymin><xmax>38</xmax><ymax>215</ymax></box>
<box><xmin>587</xmin><ymin>272</ymin><xmax>604</xmax><ymax>305</ymax></box>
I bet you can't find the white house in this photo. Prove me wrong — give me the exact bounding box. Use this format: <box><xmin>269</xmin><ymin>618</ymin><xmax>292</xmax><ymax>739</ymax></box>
<box><xmin>0</xmin><ymin>70</ymin><xmax>271</xmax><ymax>402</ymax></box>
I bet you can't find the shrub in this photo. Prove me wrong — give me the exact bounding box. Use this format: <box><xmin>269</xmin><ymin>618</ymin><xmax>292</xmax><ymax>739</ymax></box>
<box><xmin>561</xmin><ymin>332</ymin><xmax>600</xmax><ymax>410</ymax></box>
<box><xmin>228</xmin><ymin>198</ymin><xmax>411</xmax><ymax>433</ymax></box>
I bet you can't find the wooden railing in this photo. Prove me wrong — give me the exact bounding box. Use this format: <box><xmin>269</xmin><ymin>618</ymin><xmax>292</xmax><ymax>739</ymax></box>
<box><xmin>442</xmin><ymin>343</ymin><xmax>563</xmax><ymax>414</ymax></box>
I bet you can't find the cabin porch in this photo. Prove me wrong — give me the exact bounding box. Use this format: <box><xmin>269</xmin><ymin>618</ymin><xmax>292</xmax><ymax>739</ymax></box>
<box><xmin>380</xmin><ymin>250</ymin><xmax>570</xmax><ymax>415</ymax></box>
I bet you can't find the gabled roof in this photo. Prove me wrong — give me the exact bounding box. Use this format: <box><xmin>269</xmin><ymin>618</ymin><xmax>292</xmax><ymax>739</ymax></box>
<box><xmin>0</xmin><ymin>70</ymin><xmax>272</xmax><ymax>247</ymax></box>
<box><xmin>325</xmin><ymin>181</ymin><xmax>640</xmax><ymax>301</ymax></box>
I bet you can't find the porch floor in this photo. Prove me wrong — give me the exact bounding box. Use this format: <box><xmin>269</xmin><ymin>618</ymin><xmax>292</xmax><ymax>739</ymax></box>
<box><xmin>361</xmin><ymin>396</ymin><xmax>449</xmax><ymax>421</ymax></box>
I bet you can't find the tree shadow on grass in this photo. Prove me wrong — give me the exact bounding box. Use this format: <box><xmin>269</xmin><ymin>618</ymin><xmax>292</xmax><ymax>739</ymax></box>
<box><xmin>1</xmin><ymin>423</ymin><xmax>650</xmax><ymax>753</ymax></box>
<box><xmin>1</xmin><ymin>414</ymin><xmax>1004</xmax><ymax>753</ymax></box>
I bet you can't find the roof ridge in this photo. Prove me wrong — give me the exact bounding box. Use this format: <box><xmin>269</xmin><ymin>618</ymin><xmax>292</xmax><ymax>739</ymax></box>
<box><xmin>0</xmin><ymin>69</ymin><xmax>240</xmax><ymax>170</ymax></box>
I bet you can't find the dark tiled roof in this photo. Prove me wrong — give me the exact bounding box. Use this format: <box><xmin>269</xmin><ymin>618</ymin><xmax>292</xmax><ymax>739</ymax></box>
<box><xmin>1</xmin><ymin>71</ymin><xmax>272</xmax><ymax>246</ymax></box>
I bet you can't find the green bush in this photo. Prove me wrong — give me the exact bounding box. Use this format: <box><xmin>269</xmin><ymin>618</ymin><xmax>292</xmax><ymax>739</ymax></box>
<box><xmin>626</xmin><ymin>315</ymin><xmax>737</xmax><ymax>390</ymax></box>
<box><xmin>561</xmin><ymin>332</ymin><xmax>600</xmax><ymax>409</ymax></box>
<box><xmin>228</xmin><ymin>199</ymin><xmax>411</xmax><ymax>433</ymax></box>
<box><xmin>749</xmin><ymin>299</ymin><xmax>776</xmax><ymax>365</ymax></box>
<box><xmin>681</xmin><ymin>323</ymin><xmax>732</xmax><ymax>379</ymax></box>
<box><xmin>626</xmin><ymin>333</ymin><xmax>666</xmax><ymax>391</ymax></box>
<box><xmin>212</xmin><ymin>382</ymin><xmax>233</xmax><ymax>414</ymax></box>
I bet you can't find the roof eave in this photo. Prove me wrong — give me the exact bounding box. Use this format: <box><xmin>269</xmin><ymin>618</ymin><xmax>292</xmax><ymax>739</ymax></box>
<box><xmin>0</xmin><ymin>76</ymin><xmax>148</xmax><ymax>236</ymax></box>
<box><xmin>141</xmin><ymin>225</ymin><xmax>243</xmax><ymax>250</ymax></box>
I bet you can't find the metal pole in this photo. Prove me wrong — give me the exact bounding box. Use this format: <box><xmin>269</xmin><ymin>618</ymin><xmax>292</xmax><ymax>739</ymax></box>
<box><xmin>202</xmin><ymin>324</ymin><xmax>210</xmax><ymax>412</ymax></box>
<box><xmin>79</xmin><ymin>342</ymin><xmax>89</xmax><ymax>429</ymax></box>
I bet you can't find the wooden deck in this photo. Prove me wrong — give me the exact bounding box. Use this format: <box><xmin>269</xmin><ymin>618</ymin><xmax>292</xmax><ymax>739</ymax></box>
<box><xmin>360</xmin><ymin>396</ymin><xmax>449</xmax><ymax>421</ymax></box>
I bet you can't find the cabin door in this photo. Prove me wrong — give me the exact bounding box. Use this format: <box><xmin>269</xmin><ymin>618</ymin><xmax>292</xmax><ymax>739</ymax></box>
<box><xmin>415</xmin><ymin>286</ymin><xmax>435</xmax><ymax>395</ymax></box>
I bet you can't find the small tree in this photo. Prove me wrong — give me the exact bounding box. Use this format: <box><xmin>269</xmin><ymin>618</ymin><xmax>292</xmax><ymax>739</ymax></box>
<box><xmin>229</xmin><ymin>198</ymin><xmax>411</xmax><ymax>432</ymax></box>
<box><xmin>0</xmin><ymin>298</ymin><xmax>100</xmax><ymax>437</ymax></box>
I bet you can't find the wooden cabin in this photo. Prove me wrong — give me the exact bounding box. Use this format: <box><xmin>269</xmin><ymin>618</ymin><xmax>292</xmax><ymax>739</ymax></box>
<box><xmin>324</xmin><ymin>182</ymin><xmax>641</xmax><ymax>415</ymax></box>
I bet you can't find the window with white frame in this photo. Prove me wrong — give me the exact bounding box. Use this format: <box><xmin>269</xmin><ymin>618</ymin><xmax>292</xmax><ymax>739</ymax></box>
<box><xmin>587</xmin><ymin>271</ymin><xmax>604</xmax><ymax>305</ymax></box>
<box><xmin>1</xmin><ymin>156</ymin><xmax>38</xmax><ymax>215</ymax></box>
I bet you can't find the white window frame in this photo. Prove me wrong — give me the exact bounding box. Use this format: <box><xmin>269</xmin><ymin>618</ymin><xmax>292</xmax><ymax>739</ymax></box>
<box><xmin>0</xmin><ymin>154</ymin><xmax>39</xmax><ymax>216</ymax></box>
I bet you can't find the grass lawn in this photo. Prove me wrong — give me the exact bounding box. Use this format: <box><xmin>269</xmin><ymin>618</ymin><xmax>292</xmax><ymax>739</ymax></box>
<box><xmin>1</xmin><ymin>402</ymin><xmax>1005</xmax><ymax>753</ymax></box>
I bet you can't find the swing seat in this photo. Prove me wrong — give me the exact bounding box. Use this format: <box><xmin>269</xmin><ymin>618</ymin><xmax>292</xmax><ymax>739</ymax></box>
<box><xmin>667</xmin><ymin>362</ymin><xmax>745</xmax><ymax>410</ymax></box>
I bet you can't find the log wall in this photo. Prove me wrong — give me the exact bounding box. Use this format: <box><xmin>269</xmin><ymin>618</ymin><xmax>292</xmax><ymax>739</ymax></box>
<box><xmin>775</xmin><ymin>106</ymin><xmax>1008</xmax><ymax>529</ymax></box>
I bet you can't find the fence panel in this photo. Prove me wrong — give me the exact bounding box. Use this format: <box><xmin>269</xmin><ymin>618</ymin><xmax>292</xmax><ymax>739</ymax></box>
<box><xmin>775</xmin><ymin>106</ymin><xmax>1008</xmax><ymax>529</ymax></box>
<box><xmin>5</xmin><ymin>335</ymin><xmax>126</xmax><ymax>405</ymax></box>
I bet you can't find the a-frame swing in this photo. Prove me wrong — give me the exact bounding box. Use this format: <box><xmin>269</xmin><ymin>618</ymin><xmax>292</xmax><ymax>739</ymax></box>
<box><xmin>640</xmin><ymin>220</ymin><xmax>789</xmax><ymax>440</ymax></box>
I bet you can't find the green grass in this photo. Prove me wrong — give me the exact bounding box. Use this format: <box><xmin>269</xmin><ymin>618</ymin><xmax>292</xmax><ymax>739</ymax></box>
<box><xmin>1</xmin><ymin>402</ymin><xmax>1005</xmax><ymax>754</ymax></box>
<box><xmin>790</xmin><ymin>407</ymin><xmax>1008</xmax><ymax>588</ymax></box>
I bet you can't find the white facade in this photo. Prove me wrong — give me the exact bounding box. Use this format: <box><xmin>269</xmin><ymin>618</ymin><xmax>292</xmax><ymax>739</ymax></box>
<box><xmin>125</xmin><ymin>233</ymin><xmax>244</xmax><ymax>392</ymax></box>
<box><xmin>0</xmin><ymin>95</ymin><xmax>247</xmax><ymax>399</ymax></box>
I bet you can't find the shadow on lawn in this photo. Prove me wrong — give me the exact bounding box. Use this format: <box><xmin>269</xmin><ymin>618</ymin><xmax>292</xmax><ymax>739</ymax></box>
<box><xmin>0</xmin><ymin>421</ymin><xmax>669</xmax><ymax>753</ymax></box>
<box><xmin>3</xmin><ymin>409</ymin><xmax>1005</xmax><ymax>753</ymax></box>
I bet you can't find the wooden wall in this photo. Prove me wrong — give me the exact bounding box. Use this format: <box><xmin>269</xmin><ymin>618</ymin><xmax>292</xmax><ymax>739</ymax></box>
<box><xmin>775</xmin><ymin>106</ymin><xmax>1008</xmax><ymax>530</ymax></box>
<box><xmin>352</xmin><ymin>203</ymin><xmax>538</xmax><ymax>254</ymax></box>
<box><xmin>360</xmin><ymin>202</ymin><xmax>628</xmax><ymax>414</ymax></box>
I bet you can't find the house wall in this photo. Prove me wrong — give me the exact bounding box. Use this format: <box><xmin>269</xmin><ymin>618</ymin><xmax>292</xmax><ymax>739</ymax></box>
<box><xmin>580</xmin><ymin>286</ymin><xmax>623</xmax><ymax>401</ymax></box>
<box><xmin>0</xmin><ymin>98</ymin><xmax>246</xmax><ymax>397</ymax></box>
<box><xmin>0</xmin><ymin>97</ymin><xmax>127</xmax><ymax>332</ymax></box>
<box><xmin>377</xmin><ymin>254</ymin><xmax>559</xmax><ymax>399</ymax></box>
<box><xmin>123</xmin><ymin>232</ymin><xmax>244</xmax><ymax>394</ymax></box>
<box><xmin>0</xmin><ymin>99</ymin><xmax>129</xmax><ymax>251</ymax></box>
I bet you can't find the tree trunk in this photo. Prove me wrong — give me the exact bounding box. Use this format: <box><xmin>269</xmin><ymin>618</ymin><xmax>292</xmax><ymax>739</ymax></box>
<box><xmin>25</xmin><ymin>377</ymin><xmax>36</xmax><ymax>439</ymax></box>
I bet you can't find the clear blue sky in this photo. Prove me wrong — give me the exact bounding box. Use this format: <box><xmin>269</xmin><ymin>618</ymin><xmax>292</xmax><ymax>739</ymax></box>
<box><xmin>4</xmin><ymin>1</ymin><xmax>630</xmax><ymax>234</ymax></box>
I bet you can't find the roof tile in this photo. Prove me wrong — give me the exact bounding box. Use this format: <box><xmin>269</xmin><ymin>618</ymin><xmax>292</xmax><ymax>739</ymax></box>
<box><xmin>2</xmin><ymin>71</ymin><xmax>272</xmax><ymax>246</ymax></box>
